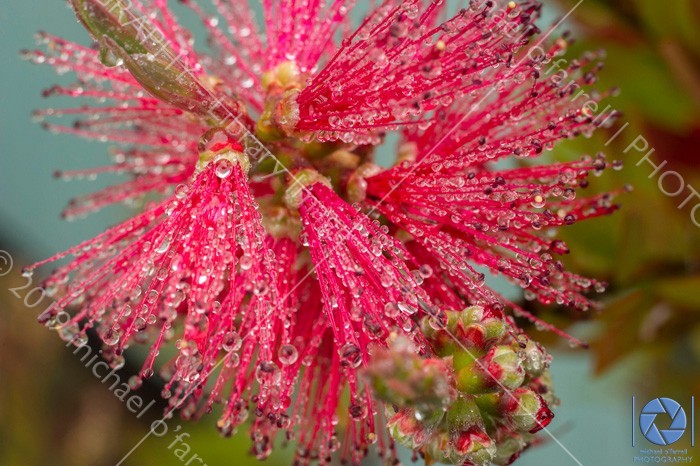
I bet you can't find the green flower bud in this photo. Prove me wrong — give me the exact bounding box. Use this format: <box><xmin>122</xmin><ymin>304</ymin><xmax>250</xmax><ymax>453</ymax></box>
<box><xmin>491</xmin><ymin>432</ymin><xmax>527</xmax><ymax>465</ymax></box>
<box><xmin>362</xmin><ymin>336</ymin><xmax>455</xmax><ymax>414</ymax></box>
<box><xmin>502</xmin><ymin>388</ymin><xmax>554</xmax><ymax>434</ymax></box>
<box><xmin>421</xmin><ymin>427</ymin><xmax>495</xmax><ymax>466</ymax></box>
<box><xmin>445</xmin><ymin>395</ymin><xmax>483</xmax><ymax>432</ymax></box>
<box><xmin>100</xmin><ymin>37</ymin><xmax>216</xmax><ymax>116</ymax></box>
<box><xmin>456</xmin><ymin>345</ymin><xmax>524</xmax><ymax>394</ymax></box>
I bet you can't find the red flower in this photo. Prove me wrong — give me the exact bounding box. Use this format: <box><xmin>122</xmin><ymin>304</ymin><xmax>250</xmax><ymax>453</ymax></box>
<box><xmin>25</xmin><ymin>0</ymin><xmax>621</xmax><ymax>463</ymax></box>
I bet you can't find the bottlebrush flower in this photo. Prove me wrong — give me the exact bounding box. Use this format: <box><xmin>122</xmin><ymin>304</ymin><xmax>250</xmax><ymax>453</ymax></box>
<box><xmin>24</xmin><ymin>0</ymin><xmax>621</xmax><ymax>464</ymax></box>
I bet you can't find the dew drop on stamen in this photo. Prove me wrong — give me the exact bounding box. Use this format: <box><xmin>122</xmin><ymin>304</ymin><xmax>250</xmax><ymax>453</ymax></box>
<box><xmin>156</xmin><ymin>237</ymin><xmax>171</xmax><ymax>254</ymax></box>
<box><xmin>222</xmin><ymin>331</ymin><xmax>242</xmax><ymax>352</ymax></box>
<box><xmin>384</xmin><ymin>302</ymin><xmax>400</xmax><ymax>318</ymax></box>
<box><xmin>349</xmin><ymin>403</ymin><xmax>368</xmax><ymax>420</ymax></box>
<box><xmin>215</xmin><ymin>158</ymin><xmax>233</xmax><ymax>178</ymax></box>
<box><xmin>339</xmin><ymin>343</ymin><xmax>362</xmax><ymax>368</ymax></box>
<box><xmin>134</xmin><ymin>317</ymin><xmax>147</xmax><ymax>332</ymax></box>
<box><xmin>419</xmin><ymin>264</ymin><xmax>433</xmax><ymax>278</ymax></box>
<box><xmin>103</xmin><ymin>328</ymin><xmax>122</xmax><ymax>346</ymax></box>
<box><xmin>239</xmin><ymin>254</ymin><xmax>253</xmax><ymax>270</ymax></box>
<box><xmin>128</xmin><ymin>376</ymin><xmax>142</xmax><ymax>390</ymax></box>
<box><xmin>397</xmin><ymin>302</ymin><xmax>417</xmax><ymax>315</ymax></box>
<box><xmin>253</xmin><ymin>281</ymin><xmax>269</xmax><ymax>296</ymax></box>
<box><xmin>531</xmin><ymin>194</ymin><xmax>546</xmax><ymax>208</ymax></box>
<box><xmin>255</xmin><ymin>361</ymin><xmax>281</xmax><ymax>385</ymax></box>
<box><xmin>278</xmin><ymin>344</ymin><xmax>299</xmax><ymax>365</ymax></box>
<box><xmin>146</xmin><ymin>289</ymin><xmax>158</xmax><ymax>303</ymax></box>
<box><xmin>175</xmin><ymin>184</ymin><xmax>188</xmax><ymax>199</ymax></box>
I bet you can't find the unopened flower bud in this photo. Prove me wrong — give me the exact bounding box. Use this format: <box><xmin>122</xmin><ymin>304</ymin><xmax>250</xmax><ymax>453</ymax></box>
<box><xmin>283</xmin><ymin>169</ymin><xmax>332</xmax><ymax>209</ymax></box>
<box><xmin>503</xmin><ymin>388</ymin><xmax>554</xmax><ymax>433</ymax></box>
<box><xmin>101</xmin><ymin>37</ymin><xmax>225</xmax><ymax>118</ymax></box>
<box><xmin>422</xmin><ymin>427</ymin><xmax>496</xmax><ymax>466</ymax></box>
<box><xmin>491</xmin><ymin>432</ymin><xmax>528</xmax><ymax>465</ymax></box>
<box><xmin>456</xmin><ymin>345</ymin><xmax>524</xmax><ymax>393</ymax></box>
<box><xmin>347</xmin><ymin>163</ymin><xmax>383</xmax><ymax>203</ymax></box>
<box><xmin>261</xmin><ymin>61</ymin><xmax>302</xmax><ymax>91</ymax></box>
<box><xmin>387</xmin><ymin>409</ymin><xmax>436</xmax><ymax>449</ymax></box>
<box><xmin>196</xmin><ymin>129</ymin><xmax>249</xmax><ymax>174</ymax></box>
<box><xmin>421</xmin><ymin>306</ymin><xmax>507</xmax><ymax>356</ymax></box>
<box><xmin>362</xmin><ymin>335</ymin><xmax>455</xmax><ymax>414</ymax></box>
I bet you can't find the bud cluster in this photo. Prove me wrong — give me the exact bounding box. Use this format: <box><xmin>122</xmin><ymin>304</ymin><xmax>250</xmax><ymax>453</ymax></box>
<box><xmin>367</xmin><ymin>306</ymin><xmax>556</xmax><ymax>466</ymax></box>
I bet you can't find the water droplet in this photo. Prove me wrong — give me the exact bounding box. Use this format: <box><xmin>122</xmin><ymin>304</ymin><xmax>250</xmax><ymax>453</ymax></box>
<box><xmin>278</xmin><ymin>344</ymin><xmax>298</xmax><ymax>365</ymax></box>
<box><xmin>384</xmin><ymin>302</ymin><xmax>400</xmax><ymax>318</ymax></box>
<box><xmin>419</xmin><ymin>264</ymin><xmax>433</xmax><ymax>279</ymax></box>
<box><xmin>222</xmin><ymin>331</ymin><xmax>242</xmax><ymax>352</ymax></box>
<box><xmin>349</xmin><ymin>403</ymin><xmax>368</xmax><ymax>420</ymax></box>
<box><xmin>215</xmin><ymin>158</ymin><xmax>233</xmax><ymax>178</ymax></box>
<box><xmin>103</xmin><ymin>328</ymin><xmax>122</xmax><ymax>346</ymax></box>
<box><xmin>239</xmin><ymin>254</ymin><xmax>253</xmax><ymax>270</ymax></box>
<box><xmin>146</xmin><ymin>290</ymin><xmax>158</xmax><ymax>303</ymax></box>
<box><xmin>156</xmin><ymin>237</ymin><xmax>171</xmax><ymax>254</ymax></box>
<box><xmin>339</xmin><ymin>343</ymin><xmax>362</xmax><ymax>368</ymax></box>
<box><xmin>253</xmin><ymin>281</ymin><xmax>269</xmax><ymax>296</ymax></box>
<box><xmin>134</xmin><ymin>317</ymin><xmax>147</xmax><ymax>332</ymax></box>
<box><xmin>531</xmin><ymin>194</ymin><xmax>546</xmax><ymax>208</ymax></box>
<box><xmin>255</xmin><ymin>361</ymin><xmax>281</xmax><ymax>385</ymax></box>
<box><xmin>128</xmin><ymin>375</ymin><xmax>142</xmax><ymax>390</ymax></box>
<box><xmin>398</xmin><ymin>302</ymin><xmax>417</xmax><ymax>315</ymax></box>
<box><xmin>175</xmin><ymin>184</ymin><xmax>188</xmax><ymax>199</ymax></box>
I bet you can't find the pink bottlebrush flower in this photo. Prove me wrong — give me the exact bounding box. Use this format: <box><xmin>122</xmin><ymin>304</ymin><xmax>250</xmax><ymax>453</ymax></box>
<box><xmin>25</xmin><ymin>0</ymin><xmax>623</xmax><ymax>464</ymax></box>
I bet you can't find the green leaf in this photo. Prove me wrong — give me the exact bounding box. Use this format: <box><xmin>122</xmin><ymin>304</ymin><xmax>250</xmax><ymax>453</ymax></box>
<box><xmin>653</xmin><ymin>275</ymin><xmax>700</xmax><ymax>309</ymax></box>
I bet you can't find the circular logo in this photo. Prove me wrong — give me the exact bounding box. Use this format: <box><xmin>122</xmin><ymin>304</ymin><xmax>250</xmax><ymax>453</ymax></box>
<box><xmin>639</xmin><ymin>398</ymin><xmax>687</xmax><ymax>445</ymax></box>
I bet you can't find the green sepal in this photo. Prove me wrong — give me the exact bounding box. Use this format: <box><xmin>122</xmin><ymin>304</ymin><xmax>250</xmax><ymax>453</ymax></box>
<box><xmin>100</xmin><ymin>36</ymin><xmax>215</xmax><ymax>116</ymax></box>
<box><xmin>69</xmin><ymin>0</ymin><xmax>148</xmax><ymax>65</ymax></box>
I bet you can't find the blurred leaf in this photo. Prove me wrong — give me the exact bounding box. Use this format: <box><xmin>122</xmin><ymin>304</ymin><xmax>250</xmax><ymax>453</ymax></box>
<box><xmin>591</xmin><ymin>290</ymin><xmax>648</xmax><ymax>373</ymax></box>
<box><xmin>653</xmin><ymin>275</ymin><xmax>700</xmax><ymax>309</ymax></box>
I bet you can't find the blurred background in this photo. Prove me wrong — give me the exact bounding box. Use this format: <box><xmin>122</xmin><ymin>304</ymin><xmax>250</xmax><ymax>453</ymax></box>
<box><xmin>1</xmin><ymin>1</ymin><xmax>698</xmax><ymax>465</ymax></box>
